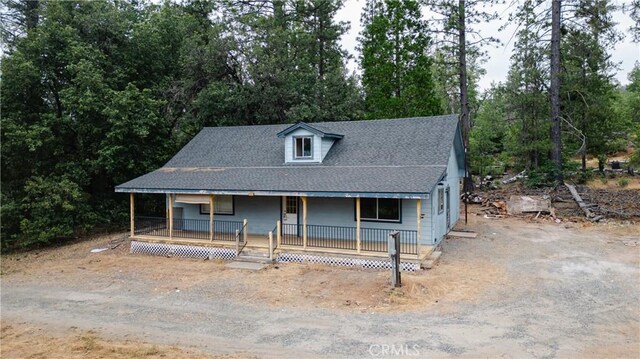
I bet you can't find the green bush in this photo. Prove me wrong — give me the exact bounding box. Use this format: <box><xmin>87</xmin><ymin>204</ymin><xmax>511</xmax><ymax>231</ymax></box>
<box><xmin>618</xmin><ymin>178</ymin><xmax>629</xmax><ymax>188</ymax></box>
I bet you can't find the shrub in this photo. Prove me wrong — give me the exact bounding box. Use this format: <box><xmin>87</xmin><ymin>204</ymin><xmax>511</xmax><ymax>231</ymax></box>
<box><xmin>617</xmin><ymin>178</ymin><xmax>629</xmax><ymax>188</ymax></box>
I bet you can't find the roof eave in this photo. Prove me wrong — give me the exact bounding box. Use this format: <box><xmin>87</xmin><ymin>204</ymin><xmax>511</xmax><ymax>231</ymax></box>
<box><xmin>115</xmin><ymin>187</ymin><xmax>428</xmax><ymax>199</ymax></box>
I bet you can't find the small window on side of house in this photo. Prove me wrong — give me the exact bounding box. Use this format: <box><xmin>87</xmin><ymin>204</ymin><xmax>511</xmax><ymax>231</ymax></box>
<box><xmin>294</xmin><ymin>136</ymin><xmax>313</xmax><ymax>159</ymax></box>
<box><xmin>200</xmin><ymin>195</ymin><xmax>234</xmax><ymax>215</ymax></box>
<box><xmin>438</xmin><ymin>188</ymin><xmax>444</xmax><ymax>214</ymax></box>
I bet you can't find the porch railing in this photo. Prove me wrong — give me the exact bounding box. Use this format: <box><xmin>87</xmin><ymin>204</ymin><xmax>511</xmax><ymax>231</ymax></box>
<box><xmin>277</xmin><ymin>223</ymin><xmax>418</xmax><ymax>255</ymax></box>
<box><xmin>133</xmin><ymin>216</ymin><xmax>243</xmax><ymax>241</ymax></box>
<box><xmin>134</xmin><ymin>216</ymin><xmax>167</xmax><ymax>237</ymax></box>
<box><xmin>281</xmin><ymin>224</ymin><xmax>302</xmax><ymax>246</ymax></box>
<box><xmin>361</xmin><ymin>228</ymin><xmax>418</xmax><ymax>255</ymax></box>
<box><xmin>235</xmin><ymin>220</ymin><xmax>248</xmax><ymax>255</ymax></box>
<box><xmin>307</xmin><ymin>224</ymin><xmax>357</xmax><ymax>251</ymax></box>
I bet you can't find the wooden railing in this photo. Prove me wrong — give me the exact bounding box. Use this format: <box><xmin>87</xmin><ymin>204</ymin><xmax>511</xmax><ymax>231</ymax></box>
<box><xmin>277</xmin><ymin>222</ymin><xmax>418</xmax><ymax>255</ymax></box>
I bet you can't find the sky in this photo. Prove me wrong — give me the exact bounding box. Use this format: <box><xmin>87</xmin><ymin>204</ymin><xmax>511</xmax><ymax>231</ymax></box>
<box><xmin>335</xmin><ymin>0</ymin><xmax>640</xmax><ymax>91</ymax></box>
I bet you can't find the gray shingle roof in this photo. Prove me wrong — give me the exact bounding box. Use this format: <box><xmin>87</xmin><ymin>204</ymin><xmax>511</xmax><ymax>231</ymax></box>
<box><xmin>116</xmin><ymin>115</ymin><xmax>461</xmax><ymax>196</ymax></box>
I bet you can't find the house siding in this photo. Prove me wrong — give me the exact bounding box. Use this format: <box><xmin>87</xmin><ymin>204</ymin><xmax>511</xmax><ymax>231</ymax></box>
<box><xmin>420</xmin><ymin>198</ymin><xmax>433</xmax><ymax>245</ymax></box>
<box><xmin>320</xmin><ymin>137</ymin><xmax>335</xmax><ymax>160</ymax></box>
<box><xmin>306</xmin><ymin>197</ymin><xmax>418</xmax><ymax>231</ymax></box>
<box><xmin>173</xmin><ymin>195</ymin><xmax>424</xmax><ymax>239</ymax></box>
<box><xmin>173</xmin><ymin>195</ymin><xmax>280</xmax><ymax>235</ymax></box>
<box><xmin>283</xmin><ymin>129</ymin><xmax>322</xmax><ymax>163</ymax></box>
<box><xmin>430</xmin><ymin>146</ymin><xmax>462</xmax><ymax>245</ymax></box>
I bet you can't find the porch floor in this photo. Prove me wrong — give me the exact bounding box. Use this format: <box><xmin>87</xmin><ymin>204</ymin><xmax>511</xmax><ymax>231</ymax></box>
<box><xmin>131</xmin><ymin>233</ymin><xmax>433</xmax><ymax>262</ymax></box>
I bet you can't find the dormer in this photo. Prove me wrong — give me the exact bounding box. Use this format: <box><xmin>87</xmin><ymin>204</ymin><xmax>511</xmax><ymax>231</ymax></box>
<box><xmin>277</xmin><ymin>122</ymin><xmax>343</xmax><ymax>164</ymax></box>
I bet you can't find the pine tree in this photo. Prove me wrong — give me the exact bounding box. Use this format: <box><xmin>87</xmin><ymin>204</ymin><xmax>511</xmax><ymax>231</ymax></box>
<box><xmin>358</xmin><ymin>0</ymin><xmax>440</xmax><ymax>119</ymax></box>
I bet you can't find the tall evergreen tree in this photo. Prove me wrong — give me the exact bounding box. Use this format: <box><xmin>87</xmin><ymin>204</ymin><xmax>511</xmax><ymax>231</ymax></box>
<box><xmin>562</xmin><ymin>0</ymin><xmax>622</xmax><ymax>173</ymax></box>
<box><xmin>358</xmin><ymin>0</ymin><xmax>440</xmax><ymax>119</ymax></box>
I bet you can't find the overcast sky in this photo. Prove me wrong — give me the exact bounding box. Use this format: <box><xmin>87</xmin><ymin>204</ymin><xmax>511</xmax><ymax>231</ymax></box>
<box><xmin>335</xmin><ymin>0</ymin><xmax>640</xmax><ymax>91</ymax></box>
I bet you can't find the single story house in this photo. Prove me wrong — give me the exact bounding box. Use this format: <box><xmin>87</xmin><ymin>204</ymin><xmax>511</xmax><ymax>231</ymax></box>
<box><xmin>115</xmin><ymin>115</ymin><xmax>465</xmax><ymax>270</ymax></box>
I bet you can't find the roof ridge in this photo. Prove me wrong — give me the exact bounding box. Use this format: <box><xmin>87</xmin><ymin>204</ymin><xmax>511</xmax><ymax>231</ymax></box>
<box><xmin>200</xmin><ymin>114</ymin><xmax>460</xmax><ymax>129</ymax></box>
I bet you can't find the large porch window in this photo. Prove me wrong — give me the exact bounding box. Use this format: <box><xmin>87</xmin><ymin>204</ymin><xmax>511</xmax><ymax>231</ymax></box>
<box><xmin>359</xmin><ymin>198</ymin><xmax>401</xmax><ymax>222</ymax></box>
<box><xmin>199</xmin><ymin>195</ymin><xmax>234</xmax><ymax>215</ymax></box>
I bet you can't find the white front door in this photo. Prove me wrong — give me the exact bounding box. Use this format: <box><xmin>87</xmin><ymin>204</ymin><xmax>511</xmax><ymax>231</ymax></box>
<box><xmin>282</xmin><ymin>196</ymin><xmax>298</xmax><ymax>234</ymax></box>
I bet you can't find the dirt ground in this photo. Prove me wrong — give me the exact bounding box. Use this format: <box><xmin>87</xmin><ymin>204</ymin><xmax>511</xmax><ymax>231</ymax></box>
<box><xmin>1</xmin><ymin>207</ymin><xmax>639</xmax><ymax>358</ymax></box>
<box><xmin>0</xmin><ymin>321</ymin><xmax>241</xmax><ymax>359</ymax></box>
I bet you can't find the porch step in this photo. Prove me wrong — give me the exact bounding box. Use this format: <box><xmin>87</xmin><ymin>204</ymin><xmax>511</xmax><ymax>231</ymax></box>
<box><xmin>236</xmin><ymin>249</ymin><xmax>273</xmax><ymax>264</ymax></box>
<box><xmin>421</xmin><ymin>251</ymin><xmax>442</xmax><ymax>269</ymax></box>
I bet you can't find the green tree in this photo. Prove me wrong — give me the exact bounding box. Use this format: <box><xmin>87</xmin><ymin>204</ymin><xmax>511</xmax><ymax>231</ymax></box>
<box><xmin>562</xmin><ymin>0</ymin><xmax>623</xmax><ymax>173</ymax></box>
<box><xmin>1</xmin><ymin>1</ymin><xmax>176</xmax><ymax>248</ymax></box>
<box><xmin>503</xmin><ymin>1</ymin><xmax>551</xmax><ymax>171</ymax></box>
<box><xmin>358</xmin><ymin>0</ymin><xmax>440</xmax><ymax>119</ymax></box>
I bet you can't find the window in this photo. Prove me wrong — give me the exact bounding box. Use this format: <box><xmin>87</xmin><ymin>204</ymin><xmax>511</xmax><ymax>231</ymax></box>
<box><xmin>286</xmin><ymin>196</ymin><xmax>297</xmax><ymax>214</ymax></box>
<box><xmin>200</xmin><ymin>195</ymin><xmax>234</xmax><ymax>215</ymax></box>
<box><xmin>359</xmin><ymin>198</ymin><xmax>401</xmax><ymax>222</ymax></box>
<box><xmin>438</xmin><ymin>188</ymin><xmax>444</xmax><ymax>213</ymax></box>
<box><xmin>294</xmin><ymin>136</ymin><xmax>313</xmax><ymax>159</ymax></box>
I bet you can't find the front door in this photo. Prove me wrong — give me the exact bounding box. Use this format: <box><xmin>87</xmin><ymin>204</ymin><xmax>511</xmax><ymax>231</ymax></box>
<box><xmin>282</xmin><ymin>196</ymin><xmax>298</xmax><ymax>235</ymax></box>
<box><xmin>445</xmin><ymin>187</ymin><xmax>451</xmax><ymax>229</ymax></box>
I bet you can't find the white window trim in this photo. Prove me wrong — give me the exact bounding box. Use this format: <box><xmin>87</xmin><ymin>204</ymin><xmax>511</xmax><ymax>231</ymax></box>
<box><xmin>293</xmin><ymin>136</ymin><xmax>313</xmax><ymax>159</ymax></box>
<box><xmin>438</xmin><ymin>188</ymin><xmax>444</xmax><ymax>214</ymax></box>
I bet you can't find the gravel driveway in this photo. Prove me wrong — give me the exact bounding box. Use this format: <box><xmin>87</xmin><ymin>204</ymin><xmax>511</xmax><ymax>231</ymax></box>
<box><xmin>2</xmin><ymin>214</ymin><xmax>639</xmax><ymax>358</ymax></box>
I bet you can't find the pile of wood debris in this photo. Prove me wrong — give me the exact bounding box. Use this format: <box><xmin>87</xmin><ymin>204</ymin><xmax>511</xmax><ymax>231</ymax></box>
<box><xmin>466</xmin><ymin>181</ymin><xmax>640</xmax><ymax>222</ymax></box>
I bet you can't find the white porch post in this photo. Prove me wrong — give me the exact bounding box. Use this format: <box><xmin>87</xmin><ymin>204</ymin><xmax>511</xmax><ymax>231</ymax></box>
<box><xmin>356</xmin><ymin>197</ymin><xmax>361</xmax><ymax>253</ymax></box>
<box><xmin>130</xmin><ymin>193</ymin><xmax>135</xmax><ymax>238</ymax></box>
<box><xmin>209</xmin><ymin>194</ymin><xmax>215</xmax><ymax>242</ymax></box>
<box><xmin>168</xmin><ymin>194</ymin><xmax>174</xmax><ymax>239</ymax></box>
<box><xmin>301</xmin><ymin>196</ymin><xmax>308</xmax><ymax>249</ymax></box>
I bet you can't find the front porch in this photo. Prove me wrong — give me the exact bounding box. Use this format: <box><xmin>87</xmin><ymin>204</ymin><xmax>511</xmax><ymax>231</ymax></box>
<box><xmin>130</xmin><ymin>215</ymin><xmax>431</xmax><ymax>261</ymax></box>
<box><xmin>127</xmin><ymin>192</ymin><xmax>434</xmax><ymax>269</ymax></box>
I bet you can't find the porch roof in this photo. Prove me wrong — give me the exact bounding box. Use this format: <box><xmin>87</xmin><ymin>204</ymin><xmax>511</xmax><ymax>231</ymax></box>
<box><xmin>115</xmin><ymin>165</ymin><xmax>443</xmax><ymax>199</ymax></box>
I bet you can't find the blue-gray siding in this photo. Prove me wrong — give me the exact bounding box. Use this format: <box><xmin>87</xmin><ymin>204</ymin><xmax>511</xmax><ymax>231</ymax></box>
<box><xmin>173</xmin><ymin>195</ymin><xmax>280</xmax><ymax>234</ymax></box>
<box><xmin>429</xmin><ymin>145</ymin><xmax>462</xmax><ymax>244</ymax></box>
<box><xmin>172</xmin><ymin>195</ymin><xmax>432</xmax><ymax>242</ymax></box>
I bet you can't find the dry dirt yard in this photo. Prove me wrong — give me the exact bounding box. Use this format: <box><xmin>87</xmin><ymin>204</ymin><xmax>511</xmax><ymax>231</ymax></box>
<box><xmin>1</xmin><ymin>209</ymin><xmax>639</xmax><ymax>358</ymax></box>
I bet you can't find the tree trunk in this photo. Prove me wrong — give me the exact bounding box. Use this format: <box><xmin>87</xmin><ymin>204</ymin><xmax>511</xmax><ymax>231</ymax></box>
<box><xmin>458</xmin><ymin>0</ymin><xmax>469</xmax><ymax>150</ymax></box>
<box><xmin>550</xmin><ymin>0</ymin><xmax>563</xmax><ymax>180</ymax></box>
<box><xmin>458</xmin><ymin>0</ymin><xmax>472</xmax><ymax>194</ymax></box>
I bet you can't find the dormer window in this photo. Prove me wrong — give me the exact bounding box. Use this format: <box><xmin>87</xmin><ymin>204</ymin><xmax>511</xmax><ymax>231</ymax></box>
<box><xmin>278</xmin><ymin>122</ymin><xmax>343</xmax><ymax>163</ymax></box>
<box><xmin>294</xmin><ymin>136</ymin><xmax>313</xmax><ymax>159</ymax></box>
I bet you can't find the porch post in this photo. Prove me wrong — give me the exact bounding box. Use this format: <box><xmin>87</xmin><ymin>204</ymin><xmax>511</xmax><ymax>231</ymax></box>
<box><xmin>417</xmin><ymin>199</ymin><xmax>422</xmax><ymax>258</ymax></box>
<box><xmin>169</xmin><ymin>194</ymin><xmax>174</xmax><ymax>239</ymax></box>
<box><xmin>356</xmin><ymin>197</ymin><xmax>361</xmax><ymax>253</ymax></box>
<box><xmin>301</xmin><ymin>196</ymin><xmax>308</xmax><ymax>249</ymax></box>
<box><xmin>130</xmin><ymin>193</ymin><xmax>135</xmax><ymax>238</ymax></box>
<box><xmin>276</xmin><ymin>220</ymin><xmax>281</xmax><ymax>247</ymax></box>
<box><xmin>209</xmin><ymin>194</ymin><xmax>215</xmax><ymax>242</ymax></box>
<box><xmin>243</xmin><ymin>218</ymin><xmax>248</xmax><ymax>242</ymax></box>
